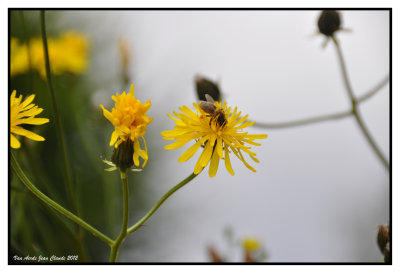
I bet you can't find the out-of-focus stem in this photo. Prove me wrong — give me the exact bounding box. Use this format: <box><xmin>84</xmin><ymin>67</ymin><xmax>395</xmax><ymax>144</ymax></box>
<box><xmin>252</xmin><ymin>110</ymin><xmax>352</xmax><ymax>129</ymax></box>
<box><xmin>332</xmin><ymin>36</ymin><xmax>389</xmax><ymax>171</ymax></box>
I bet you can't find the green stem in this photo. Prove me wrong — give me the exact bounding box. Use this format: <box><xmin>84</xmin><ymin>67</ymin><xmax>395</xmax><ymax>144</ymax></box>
<box><xmin>357</xmin><ymin>75</ymin><xmax>389</xmax><ymax>103</ymax></box>
<box><xmin>332</xmin><ymin>36</ymin><xmax>390</xmax><ymax>171</ymax></box>
<box><xmin>332</xmin><ymin>36</ymin><xmax>356</xmax><ymax>102</ymax></box>
<box><xmin>11</xmin><ymin>152</ymin><xmax>114</xmax><ymax>246</ymax></box>
<box><xmin>109</xmin><ymin>171</ymin><xmax>130</xmax><ymax>263</ymax></box>
<box><xmin>353</xmin><ymin>109</ymin><xmax>390</xmax><ymax>170</ymax></box>
<box><xmin>19</xmin><ymin>10</ymin><xmax>34</xmax><ymax>90</ymax></box>
<box><xmin>127</xmin><ymin>173</ymin><xmax>197</xmax><ymax>235</ymax></box>
<box><xmin>252</xmin><ymin>110</ymin><xmax>352</xmax><ymax>129</ymax></box>
<box><xmin>40</xmin><ymin>10</ymin><xmax>77</xmax><ymax>213</ymax></box>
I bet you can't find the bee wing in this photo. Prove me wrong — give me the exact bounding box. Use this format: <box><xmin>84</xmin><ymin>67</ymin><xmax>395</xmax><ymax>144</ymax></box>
<box><xmin>205</xmin><ymin>94</ymin><xmax>215</xmax><ymax>104</ymax></box>
<box><xmin>199</xmin><ymin>101</ymin><xmax>216</xmax><ymax>114</ymax></box>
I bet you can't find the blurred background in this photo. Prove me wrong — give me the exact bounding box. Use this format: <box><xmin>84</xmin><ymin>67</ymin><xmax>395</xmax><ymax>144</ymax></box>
<box><xmin>9</xmin><ymin>10</ymin><xmax>390</xmax><ymax>262</ymax></box>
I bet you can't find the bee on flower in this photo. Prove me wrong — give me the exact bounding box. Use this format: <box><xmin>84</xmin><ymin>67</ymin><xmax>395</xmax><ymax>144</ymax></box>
<box><xmin>161</xmin><ymin>94</ymin><xmax>268</xmax><ymax>177</ymax></box>
<box><xmin>10</xmin><ymin>90</ymin><xmax>50</xmax><ymax>149</ymax></box>
<box><xmin>100</xmin><ymin>84</ymin><xmax>152</xmax><ymax>172</ymax></box>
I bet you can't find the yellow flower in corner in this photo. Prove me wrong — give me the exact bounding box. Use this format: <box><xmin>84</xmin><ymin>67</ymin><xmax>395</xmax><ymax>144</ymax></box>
<box><xmin>161</xmin><ymin>95</ymin><xmax>267</xmax><ymax>177</ymax></box>
<box><xmin>10</xmin><ymin>31</ymin><xmax>89</xmax><ymax>79</ymax></box>
<box><xmin>10</xmin><ymin>90</ymin><xmax>50</xmax><ymax>149</ymax></box>
<box><xmin>100</xmin><ymin>84</ymin><xmax>152</xmax><ymax>170</ymax></box>
<box><xmin>242</xmin><ymin>237</ymin><xmax>262</xmax><ymax>252</ymax></box>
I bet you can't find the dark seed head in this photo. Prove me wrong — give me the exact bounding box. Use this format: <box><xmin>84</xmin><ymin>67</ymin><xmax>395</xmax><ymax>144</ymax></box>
<box><xmin>377</xmin><ymin>224</ymin><xmax>390</xmax><ymax>255</ymax></box>
<box><xmin>195</xmin><ymin>75</ymin><xmax>221</xmax><ymax>102</ymax></box>
<box><xmin>111</xmin><ymin>139</ymin><xmax>134</xmax><ymax>171</ymax></box>
<box><xmin>318</xmin><ymin>10</ymin><xmax>341</xmax><ymax>37</ymax></box>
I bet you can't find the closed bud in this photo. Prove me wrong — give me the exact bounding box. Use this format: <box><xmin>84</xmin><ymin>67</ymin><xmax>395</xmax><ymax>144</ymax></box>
<box><xmin>318</xmin><ymin>10</ymin><xmax>341</xmax><ymax>37</ymax></box>
<box><xmin>377</xmin><ymin>224</ymin><xmax>390</xmax><ymax>254</ymax></box>
<box><xmin>195</xmin><ymin>75</ymin><xmax>221</xmax><ymax>102</ymax></box>
<box><xmin>207</xmin><ymin>246</ymin><xmax>224</xmax><ymax>262</ymax></box>
<box><xmin>111</xmin><ymin>139</ymin><xmax>134</xmax><ymax>172</ymax></box>
<box><xmin>384</xmin><ymin>242</ymin><xmax>391</xmax><ymax>263</ymax></box>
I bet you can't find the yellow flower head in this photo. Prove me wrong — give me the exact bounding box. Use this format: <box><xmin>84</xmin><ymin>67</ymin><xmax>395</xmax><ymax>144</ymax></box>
<box><xmin>10</xmin><ymin>31</ymin><xmax>89</xmax><ymax>79</ymax></box>
<box><xmin>10</xmin><ymin>90</ymin><xmax>50</xmax><ymax>149</ymax></box>
<box><xmin>10</xmin><ymin>38</ymin><xmax>29</xmax><ymax>77</ymax></box>
<box><xmin>161</xmin><ymin>96</ymin><xmax>268</xmax><ymax>177</ymax></box>
<box><xmin>242</xmin><ymin>237</ymin><xmax>262</xmax><ymax>252</ymax></box>
<box><xmin>100</xmin><ymin>84</ymin><xmax>153</xmax><ymax>169</ymax></box>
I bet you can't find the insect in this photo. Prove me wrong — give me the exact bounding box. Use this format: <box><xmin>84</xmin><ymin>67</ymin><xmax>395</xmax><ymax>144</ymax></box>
<box><xmin>199</xmin><ymin>94</ymin><xmax>227</xmax><ymax>128</ymax></box>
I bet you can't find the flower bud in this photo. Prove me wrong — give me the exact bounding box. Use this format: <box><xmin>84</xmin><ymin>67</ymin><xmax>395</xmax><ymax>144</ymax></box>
<box><xmin>377</xmin><ymin>224</ymin><xmax>389</xmax><ymax>254</ymax></box>
<box><xmin>318</xmin><ymin>10</ymin><xmax>341</xmax><ymax>37</ymax></box>
<box><xmin>384</xmin><ymin>242</ymin><xmax>391</xmax><ymax>263</ymax></box>
<box><xmin>111</xmin><ymin>139</ymin><xmax>134</xmax><ymax>171</ymax></box>
<box><xmin>195</xmin><ymin>75</ymin><xmax>221</xmax><ymax>102</ymax></box>
<box><xmin>207</xmin><ymin>246</ymin><xmax>224</xmax><ymax>262</ymax></box>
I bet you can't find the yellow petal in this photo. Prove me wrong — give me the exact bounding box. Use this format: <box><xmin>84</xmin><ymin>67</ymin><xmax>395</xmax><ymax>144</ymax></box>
<box><xmin>110</xmin><ymin>130</ymin><xmax>119</xmax><ymax>146</ymax></box>
<box><xmin>11</xmin><ymin>126</ymin><xmax>45</xmax><ymax>141</ymax></box>
<box><xmin>208</xmin><ymin>150</ymin><xmax>220</xmax><ymax>177</ymax></box>
<box><xmin>130</xmin><ymin>84</ymin><xmax>135</xmax><ymax>95</ymax></box>
<box><xmin>216</xmin><ymin>137</ymin><xmax>223</xmax><ymax>158</ymax></box>
<box><xmin>133</xmin><ymin>138</ymin><xmax>140</xmax><ymax>167</ymax></box>
<box><xmin>224</xmin><ymin>145</ymin><xmax>235</xmax><ymax>176</ymax></box>
<box><xmin>178</xmin><ymin>136</ymin><xmax>208</xmax><ymax>162</ymax></box>
<box><xmin>13</xmin><ymin>117</ymin><xmax>49</xmax><ymax>126</ymax></box>
<box><xmin>20</xmin><ymin>94</ymin><xmax>35</xmax><ymax>109</ymax></box>
<box><xmin>141</xmin><ymin>136</ymin><xmax>149</xmax><ymax>167</ymax></box>
<box><xmin>165</xmin><ymin>139</ymin><xmax>191</xmax><ymax>150</ymax></box>
<box><xmin>10</xmin><ymin>134</ymin><xmax>21</xmax><ymax>149</ymax></box>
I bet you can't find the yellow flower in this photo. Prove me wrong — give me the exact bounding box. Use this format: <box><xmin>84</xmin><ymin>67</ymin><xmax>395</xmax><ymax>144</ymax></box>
<box><xmin>10</xmin><ymin>90</ymin><xmax>50</xmax><ymax>149</ymax></box>
<box><xmin>10</xmin><ymin>38</ymin><xmax>29</xmax><ymax>77</ymax></box>
<box><xmin>100</xmin><ymin>84</ymin><xmax>153</xmax><ymax>169</ymax></box>
<box><xmin>10</xmin><ymin>31</ymin><xmax>89</xmax><ymax>79</ymax></box>
<box><xmin>161</xmin><ymin>99</ymin><xmax>268</xmax><ymax>177</ymax></box>
<box><xmin>242</xmin><ymin>237</ymin><xmax>262</xmax><ymax>252</ymax></box>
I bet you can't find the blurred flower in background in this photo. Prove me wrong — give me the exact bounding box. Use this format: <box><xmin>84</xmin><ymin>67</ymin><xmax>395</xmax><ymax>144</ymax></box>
<box><xmin>10</xmin><ymin>90</ymin><xmax>50</xmax><ymax>149</ymax></box>
<box><xmin>10</xmin><ymin>31</ymin><xmax>89</xmax><ymax>79</ymax></box>
<box><xmin>242</xmin><ymin>237</ymin><xmax>267</xmax><ymax>262</ymax></box>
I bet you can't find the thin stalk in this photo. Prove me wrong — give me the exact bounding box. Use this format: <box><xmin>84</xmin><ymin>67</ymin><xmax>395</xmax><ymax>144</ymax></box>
<box><xmin>332</xmin><ymin>36</ymin><xmax>389</xmax><ymax>170</ymax></box>
<box><xmin>127</xmin><ymin>173</ymin><xmax>197</xmax><ymax>235</ymax></box>
<box><xmin>11</xmin><ymin>152</ymin><xmax>114</xmax><ymax>246</ymax></box>
<box><xmin>109</xmin><ymin>171</ymin><xmax>130</xmax><ymax>263</ymax></box>
<box><xmin>353</xmin><ymin>109</ymin><xmax>390</xmax><ymax>170</ymax></box>
<box><xmin>332</xmin><ymin>36</ymin><xmax>356</xmax><ymax>102</ymax></box>
<box><xmin>19</xmin><ymin>11</ymin><xmax>34</xmax><ymax>90</ymax></box>
<box><xmin>357</xmin><ymin>75</ymin><xmax>389</xmax><ymax>103</ymax></box>
<box><xmin>252</xmin><ymin>110</ymin><xmax>352</xmax><ymax>129</ymax></box>
<box><xmin>40</xmin><ymin>10</ymin><xmax>77</xmax><ymax>213</ymax></box>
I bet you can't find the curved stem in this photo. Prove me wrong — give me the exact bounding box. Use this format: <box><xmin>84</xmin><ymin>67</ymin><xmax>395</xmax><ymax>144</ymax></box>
<box><xmin>11</xmin><ymin>152</ymin><xmax>114</xmax><ymax>246</ymax></box>
<box><xmin>357</xmin><ymin>75</ymin><xmax>389</xmax><ymax>103</ymax></box>
<box><xmin>252</xmin><ymin>110</ymin><xmax>352</xmax><ymax>129</ymax></box>
<box><xmin>109</xmin><ymin>171</ymin><xmax>130</xmax><ymax>263</ymax></box>
<box><xmin>127</xmin><ymin>173</ymin><xmax>197</xmax><ymax>235</ymax></box>
<box><xmin>40</xmin><ymin>10</ymin><xmax>77</xmax><ymax>213</ymax></box>
<box><xmin>332</xmin><ymin>36</ymin><xmax>389</xmax><ymax>171</ymax></box>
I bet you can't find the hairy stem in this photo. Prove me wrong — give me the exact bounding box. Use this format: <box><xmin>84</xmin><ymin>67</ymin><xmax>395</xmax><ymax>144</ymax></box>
<box><xmin>127</xmin><ymin>173</ymin><xmax>197</xmax><ymax>235</ymax></box>
<box><xmin>109</xmin><ymin>171</ymin><xmax>130</xmax><ymax>262</ymax></box>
